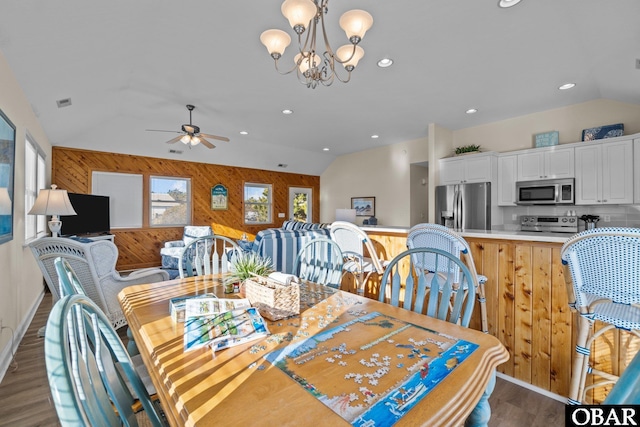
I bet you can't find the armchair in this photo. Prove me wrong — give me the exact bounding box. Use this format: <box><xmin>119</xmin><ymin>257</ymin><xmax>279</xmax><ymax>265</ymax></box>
<box><xmin>29</xmin><ymin>237</ymin><xmax>169</xmax><ymax>329</ymax></box>
<box><xmin>160</xmin><ymin>225</ymin><xmax>213</xmax><ymax>269</ymax></box>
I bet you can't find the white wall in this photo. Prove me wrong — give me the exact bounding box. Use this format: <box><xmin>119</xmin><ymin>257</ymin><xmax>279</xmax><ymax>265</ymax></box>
<box><xmin>320</xmin><ymin>137</ymin><xmax>428</xmax><ymax>226</ymax></box>
<box><xmin>454</xmin><ymin>99</ymin><xmax>640</xmax><ymax>152</ymax></box>
<box><xmin>321</xmin><ymin>99</ymin><xmax>640</xmax><ymax>227</ymax></box>
<box><xmin>0</xmin><ymin>50</ymin><xmax>52</xmax><ymax>380</ymax></box>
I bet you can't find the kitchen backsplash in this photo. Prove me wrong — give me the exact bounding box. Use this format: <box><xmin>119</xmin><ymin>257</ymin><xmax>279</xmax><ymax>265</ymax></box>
<box><xmin>500</xmin><ymin>204</ymin><xmax>640</xmax><ymax>230</ymax></box>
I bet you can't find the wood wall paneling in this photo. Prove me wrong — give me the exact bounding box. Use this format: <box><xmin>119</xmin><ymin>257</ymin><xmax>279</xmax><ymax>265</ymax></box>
<box><xmin>52</xmin><ymin>147</ymin><xmax>320</xmax><ymax>270</ymax></box>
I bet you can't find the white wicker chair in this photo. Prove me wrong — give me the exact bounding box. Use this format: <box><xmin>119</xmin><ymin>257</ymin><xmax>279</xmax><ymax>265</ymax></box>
<box><xmin>29</xmin><ymin>237</ymin><xmax>169</xmax><ymax>329</ymax></box>
<box><xmin>561</xmin><ymin>227</ymin><xmax>640</xmax><ymax>404</ymax></box>
<box><xmin>329</xmin><ymin>221</ymin><xmax>388</xmax><ymax>295</ymax></box>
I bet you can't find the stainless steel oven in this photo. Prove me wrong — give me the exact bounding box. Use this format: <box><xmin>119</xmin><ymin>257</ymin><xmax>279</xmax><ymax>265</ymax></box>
<box><xmin>516</xmin><ymin>178</ymin><xmax>574</xmax><ymax>205</ymax></box>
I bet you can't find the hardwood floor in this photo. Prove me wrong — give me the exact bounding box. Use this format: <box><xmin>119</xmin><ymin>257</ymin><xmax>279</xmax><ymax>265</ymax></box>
<box><xmin>0</xmin><ymin>292</ymin><xmax>565</xmax><ymax>427</ymax></box>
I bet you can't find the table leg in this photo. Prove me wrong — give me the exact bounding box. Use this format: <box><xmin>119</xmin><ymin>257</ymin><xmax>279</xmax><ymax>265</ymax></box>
<box><xmin>464</xmin><ymin>369</ymin><xmax>496</xmax><ymax>427</ymax></box>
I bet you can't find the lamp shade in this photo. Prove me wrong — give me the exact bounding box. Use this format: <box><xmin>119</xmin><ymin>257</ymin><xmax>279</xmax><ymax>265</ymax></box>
<box><xmin>295</xmin><ymin>52</ymin><xmax>322</xmax><ymax>73</ymax></box>
<box><xmin>339</xmin><ymin>10</ymin><xmax>373</xmax><ymax>42</ymax></box>
<box><xmin>336</xmin><ymin>45</ymin><xmax>364</xmax><ymax>69</ymax></box>
<box><xmin>28</xmin><ymin>185</ymin><xmax>77</xmax><ymax>216</ymax></box>
<box><xmin>281</xmin><ymin>0</ymin><xmax>317</xmax><ymax>31</ymax></box>
<box><xmin>260</xmin><ymin>29</ymin><xmax>292</xmax><ymax>57</ymax></box>
<box><xmin>0</xmin><ymin>187</ymin><xmax>11</xmax><ymax>215</ymax></box>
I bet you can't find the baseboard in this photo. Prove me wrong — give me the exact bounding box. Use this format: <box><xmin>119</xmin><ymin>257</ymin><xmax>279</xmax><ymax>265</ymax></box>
<box><xmin>0</xmin><ymin>290</ymin><xmax>45</xmax><ymax>382</ymax></box>
<box><xmin>496</xmin><ymin>372</ymin><xmax>567</xmax><ymax>403</ymax></box>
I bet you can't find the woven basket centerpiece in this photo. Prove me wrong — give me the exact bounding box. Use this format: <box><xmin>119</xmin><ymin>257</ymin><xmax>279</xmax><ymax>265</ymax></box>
<box><xmin>244</xmin><ymin>276</ymin><xmax>300</xmax><ymax>321</ymax></box>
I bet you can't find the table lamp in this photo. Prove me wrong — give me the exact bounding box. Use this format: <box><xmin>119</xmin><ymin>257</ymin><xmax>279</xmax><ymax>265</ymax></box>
<box><xmin>0</xmin><ymin>187</ymin><xmax>11</xmax><ymax>215</ymax></box>
<box><xmin>28</xmin><ymin>184</ymin><xmax>77</xmax><ymax>237</ymax></box>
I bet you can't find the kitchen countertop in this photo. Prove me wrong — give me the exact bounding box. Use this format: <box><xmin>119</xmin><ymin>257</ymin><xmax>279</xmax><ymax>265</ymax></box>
<box><xmin>361</xmin><ymin>225</ymin><xmax>572</xmax><ymax>244</ymax></box>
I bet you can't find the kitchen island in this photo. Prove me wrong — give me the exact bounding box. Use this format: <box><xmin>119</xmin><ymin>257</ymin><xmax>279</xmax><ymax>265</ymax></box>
<box><xmin>360</xmin><ymin>225</ymin><xmax>633</xmax><ymax>403</ymax></box>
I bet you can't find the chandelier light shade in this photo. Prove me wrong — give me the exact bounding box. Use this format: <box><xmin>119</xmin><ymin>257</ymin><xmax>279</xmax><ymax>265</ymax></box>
<box><xmin>281</xmin><ymin>0</ymin><xmax>317</xmax><ymax>32</ymax></box>
<box><xmin>339</xmin><ymin>10</ymin><xmax>373</xmax><ymax>42</ymax></box>
<box><xmin>0</xmin><ymin>187</ymin><xmax>11</xmax><ymax>215</ymax></box>
<box><xmin>336</xmin><ymin>45</ymin><xmax>364</xmax><ymax>70</ymax></box>
<box><xmin>260</xmin><ymin>29</ymin><xmax>292</xmax><ymax>59</ymax></box>
<box><xmin>28</xmin><ymin>184</ymin><xmax>77</xmax><ymax>237</ymax></box>
<box><xmin>260</xmin><ymin>0</ymin><xmax>374</xmax><ymax>88</ymax></box>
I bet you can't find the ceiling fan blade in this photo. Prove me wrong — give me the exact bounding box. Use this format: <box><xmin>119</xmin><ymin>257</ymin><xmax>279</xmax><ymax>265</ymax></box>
<box><xmin>200</xmin><ymin>133</ymin><xmax>230</xmax><ymax>142</ymax></box>
<box><xmin>146</xmin><ymin>129</ymin><xmax>182</xmax><ymax>134</ymax></box>
<box><xmin>166</xmin><ymin>135</ymin><xmax>184</xmax><ymax>144</ymax></box>
<box><xmin>199</xmin><ymin>137</ymin><xmax>216</xmax><ymax>149</ymax></box>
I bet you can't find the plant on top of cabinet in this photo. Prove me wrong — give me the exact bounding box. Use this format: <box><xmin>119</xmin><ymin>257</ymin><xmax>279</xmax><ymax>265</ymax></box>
<box><xmin>454</xmin><ymin>144</ymin><xmax>481</xmax><ymax>156</ymax></box>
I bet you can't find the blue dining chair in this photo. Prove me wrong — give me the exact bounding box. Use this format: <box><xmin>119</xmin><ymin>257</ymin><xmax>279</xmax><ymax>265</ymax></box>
<box><xmin>561</xmin><ymin>227</ymin><xmax>640</xmax><ymax>404</ymax></box>
<box><xmin>379</xmin><ymin>247</ymin><xmax>494</xmax><ymax>427</ymax></box>
<box><xmin>44</xmin><ymin>293</ymin><xmax>167</xmax><ymax>426</ymax></box>
<box><xmin>407</xmin><ymin>223</ymin><xmax>488</xmax><ymax>333</ymax></box>
<box><xmin>293</xmin><ymin>237</ymin><xmax>344</xmax><ymax>288</ymax></box>
<box><xmin>603</xmin><ymin>349</ymin><xmax>640</xmax><ymax>404</ymax></box>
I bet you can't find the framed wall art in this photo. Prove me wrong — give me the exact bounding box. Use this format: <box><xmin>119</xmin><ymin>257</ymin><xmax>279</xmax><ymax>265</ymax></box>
<box><xmin>211</xmin><ymin>184</ymin><xmax>228</xmax><ymax>210</ymax></box>
<box><xmin>351</xmin><ymin>196</ymin><xmax>375</xmax><ymax>217</ymax></box>
<box><xmin>0</xmin><ymin>108</ymin><xmax>16</xmax><ymax>245</ymax></box>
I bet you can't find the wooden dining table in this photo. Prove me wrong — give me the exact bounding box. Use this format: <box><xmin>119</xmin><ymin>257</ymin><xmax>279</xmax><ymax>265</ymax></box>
<box><xmin>119</xmin><ymin>275</ymin><xmax>508</xmax><ymax>427</ymax></box>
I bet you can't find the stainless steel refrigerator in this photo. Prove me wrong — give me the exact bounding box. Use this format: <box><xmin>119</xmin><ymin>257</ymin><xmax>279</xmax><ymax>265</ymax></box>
<box><xmin>435</xmin><ymin>182</ymin><xmax>491</xmax><ymax>230</ymax></box>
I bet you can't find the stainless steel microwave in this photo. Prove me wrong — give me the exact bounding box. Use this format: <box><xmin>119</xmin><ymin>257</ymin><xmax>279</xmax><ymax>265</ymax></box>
<box><xmin>515</xmin><ymin>178</ymin><xmax>575</xmax><ymax>205</ymax></box>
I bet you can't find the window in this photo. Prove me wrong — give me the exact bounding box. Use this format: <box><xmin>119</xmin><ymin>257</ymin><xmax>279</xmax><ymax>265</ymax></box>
<box><xmin>150</xmin><ymin>176</ymin><xmax>191</xmax><ymax>226</ymax></box>
<box><xmin>289</xmin><ymin>187</ymin><xmax>312</xmax><ymax>223</ymax></box>
<box><xmin>25</xmin><ymin>134</ymin><xmax>46</xmax><ymax>240</ymax></box>
<box><xmin>244</xmin><ymin>183</ymin><xmax>272</xmax><ymax>224</ymax></box>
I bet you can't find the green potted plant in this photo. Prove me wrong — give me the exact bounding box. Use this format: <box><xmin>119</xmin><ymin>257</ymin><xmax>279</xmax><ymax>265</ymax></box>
<box><xmin>224</xmin><ymin>252</ymin><xmax>273</xmax><ymax>293</ymax></box>
<box><xmin>454</xmin><ymin>144</ymin><xmax>481</xmax><ymax>156</ymax></box>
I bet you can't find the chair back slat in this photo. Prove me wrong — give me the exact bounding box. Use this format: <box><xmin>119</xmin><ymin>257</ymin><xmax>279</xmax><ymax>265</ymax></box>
<box><xmin>179</xmin><ymin>235</ymin><xmax>242</xmax><ymax>278</ymax></box>
<box><xmin>45</xmin><ymin>294</ymin><xmax>166</xmax><ymax>426</ymax></box>
<box><xmin>380</xmin><ymin>248</ymin><xmax>476</xmax><ymax>327</ymax></box>
<box><xmin>293</xmin><ymin>237</ymin><xmax>344</xmax><ymax>288</ymax></box>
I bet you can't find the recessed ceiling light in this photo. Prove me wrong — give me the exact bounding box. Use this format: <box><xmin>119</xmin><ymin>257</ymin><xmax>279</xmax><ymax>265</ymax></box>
<box><xmin>323</xmin><ymin>147</ymin><xmax>330</xmax><ymax>151</ymax></box>
<box><xmin>371</xmin><ymin>134</ymin><xmax>379</xmax><ymax>139</ymax></box>
<box><xmin>239</xmin><ymin>131</ymin><xmax>249</xmax><ymax>135</ymax></box>
<box><xmin>498</xmin><ymin>0</ymin><xmax>522</xmax><ymax>8</ymax></box>
<box><xmin>466</xmin><ymin>108</ymin><xmax>478</xmax><ymax>114</ymax></box>
<box><xmin>282</xmin><ymin>109</ymin><xmax>293</xmax><ymax>115</ymax></box>
<box><xmin>558</xmin><ymin>83</ymin><xmax>576</xmax><ymax>90</ymax></box>
<box><xmin>377</xmin><ymin>58</ymin><xmax>393</xmax><ymax>68</ymax></box>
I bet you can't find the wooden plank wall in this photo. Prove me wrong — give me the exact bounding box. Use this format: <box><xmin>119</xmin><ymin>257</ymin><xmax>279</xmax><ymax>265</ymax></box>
<box><xmin>365</xmin><ymin>231</ymin><xmax>640</xmax><ymax>401</ymax></box>
<box><xmin>52</xmin><ymin>147</ymin><xmax>320</xmax><ymax>270</ymax></box>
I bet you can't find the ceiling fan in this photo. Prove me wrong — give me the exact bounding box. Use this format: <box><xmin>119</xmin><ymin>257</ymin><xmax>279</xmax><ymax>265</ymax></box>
<box><xmin>146</xmin><ymin>104</ymin><xmax>230</xmax><ymax>149</ymax></box>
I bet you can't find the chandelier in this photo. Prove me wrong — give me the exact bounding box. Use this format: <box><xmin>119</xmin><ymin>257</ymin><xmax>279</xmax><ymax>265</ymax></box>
<box><xmin>260</xmin><ymin>0</ymin><xmax>373</xmax><ymax>89</ymax></box>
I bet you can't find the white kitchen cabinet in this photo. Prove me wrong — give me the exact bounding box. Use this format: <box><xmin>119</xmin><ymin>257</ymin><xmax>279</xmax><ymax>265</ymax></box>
<box><xmin>439</xmin><ymin>153</ymin><xmax>496</xmax><ymax>185</ymax></box>
<box><xmin>497</xmin><ymin>154</ymin><xmax>517</xmax><ymax>206</ymax></box>
<box><xmin>635</xmin><ymin>139</ymin><xmax>640</xmax><ymax>204</ymax></box>
<box><xmin>516</xmin><ymin>147</ymin><xmax>574</xmax><ymax>181</ymax></box>
<box><xmin>575</xmin><ymin>139</ymin><xmax>634</xmax><ymax>205</ymax></box>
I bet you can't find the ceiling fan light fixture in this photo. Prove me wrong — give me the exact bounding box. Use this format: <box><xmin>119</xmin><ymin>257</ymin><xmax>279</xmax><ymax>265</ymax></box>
<box><xmin>180</xmin><ymin>135</ymin><xmax>191</xmax><ymax>144</ymax></box>
<box><xmin>191</xmin><ymin>136</ymin><xmax>200</xmax><ymax>146</ymax></box>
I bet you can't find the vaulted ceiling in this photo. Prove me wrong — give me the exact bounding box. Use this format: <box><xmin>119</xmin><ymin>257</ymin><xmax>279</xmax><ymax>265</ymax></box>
<box><xmin>1</xmin><ymin>1</ymin><xmax>638</xmax><ymax>175</ymax></box>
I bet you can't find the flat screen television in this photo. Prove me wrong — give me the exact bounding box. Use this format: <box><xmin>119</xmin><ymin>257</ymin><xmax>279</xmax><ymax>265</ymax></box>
<box><xmin>60</xmin><ymin>193</ymin><xmax>111</xmax><ymax>237</ymax></box>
